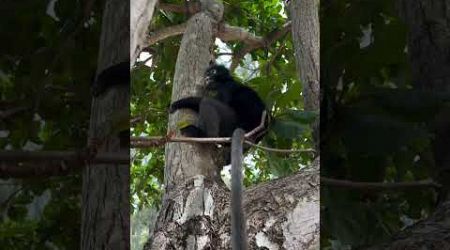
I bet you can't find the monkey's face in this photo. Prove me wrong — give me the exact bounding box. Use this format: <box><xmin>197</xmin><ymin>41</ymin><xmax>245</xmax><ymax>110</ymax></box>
<box><xmin>205</xmin><ymin>64</ymin><xmax>230</xmax><ymax>83</ymax></box>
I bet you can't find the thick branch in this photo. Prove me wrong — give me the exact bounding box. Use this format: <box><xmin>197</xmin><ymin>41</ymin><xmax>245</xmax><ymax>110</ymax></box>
<box><xmin>158</xmin><ymin>2</ymin><xmax>201</xmax><ymax>14</ymax></box>
<box><xmin>147</xmin><ymin>22</ymin><xmax>188</xmax><ymax>46</ymax></box>
<box><xmin>0</xmin><ymin>151</ymin><xmax>130</xmax><ymax>178</ymax></box>
<box><xmin>0</xmin><ymin>151</ymin><xmax>129</xmax><ymax>178</ymax></box>
<box><xmin>218</xmin><ymin>25</ymin><xmax>264</xmax><ymax>46</ymax></box>
<box><xmin>146</xmin><ymin>21</ymin><xmax>292</xmax><ymax>55</ymax></box>
<box><xmin>0</xmin><ymin>150</ymin><xmax>129</xmax><ymax>163</ymax></box>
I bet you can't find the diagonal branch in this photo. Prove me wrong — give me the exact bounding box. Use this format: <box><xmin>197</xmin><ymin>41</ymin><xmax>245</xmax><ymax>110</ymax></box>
<box><xmin>147</xmin><ymin>22</ymin><xmax>188</xmax><ymax>46</ymax></box>
<box><xmin>229</xmin><ymin>21</ymin><xmax>292</xmax><ymax>71</ymax></box>
<box><xmin>158</xmin><ymin>2</ymin><xmax>201</xmax><ymax>15</ymax></box>
<box><xmin>146</xmin><ymin>21</ymin><xmax>292</xmax><ymax>57</ymax></box>
<box><xmin>217</xmin><ymin>25</ymin><xmax>265</xmax><ymax>46</ymax></box>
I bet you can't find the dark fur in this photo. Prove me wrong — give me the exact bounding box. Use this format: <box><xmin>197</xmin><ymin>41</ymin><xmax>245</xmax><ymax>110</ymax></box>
<box><xmin>92</xmin><ymin>61</ymin><xmax>129</xmax><ymax>97</ymax></box>
<box><xmin>169</xmin><ymin>64</ymin><xmax>267</xmax><ymax>140</ymax></box>
<box><xmin>204</xmin><ymin>65</ymin><xmax>267</xmax><ymax>142</ymax></box>
<box><xmin>169</xmin><ymin>97</ymin><xmax>238</xmax><ymax>138</ymax></box>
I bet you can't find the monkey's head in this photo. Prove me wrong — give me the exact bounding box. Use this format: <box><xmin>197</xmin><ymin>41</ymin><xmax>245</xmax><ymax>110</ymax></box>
<box><xmin>204</xmin><ymin>64</ymin><xmax>233</xmax><ymax>84</ymax></box>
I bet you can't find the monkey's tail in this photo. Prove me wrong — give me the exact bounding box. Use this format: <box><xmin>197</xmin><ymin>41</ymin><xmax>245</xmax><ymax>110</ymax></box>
<box><xmin>169</xmin><ymin>97</ymin><xmax>203</xmax><ymax>113</ymax></box>
<box><xmin>92</xmin><ymin>61</ymin><xmax>130</xmax><ymax>97</ymax></box>
<box><xmin>231</xmin><ymin>129</ymin><xmax>248</xmax><ymax>250</ymax></box>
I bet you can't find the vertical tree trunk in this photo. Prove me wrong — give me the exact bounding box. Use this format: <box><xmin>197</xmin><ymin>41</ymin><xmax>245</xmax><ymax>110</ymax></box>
<box><xmin>147</xmin><ymin>0</ymin><xmax>227</xmax><ymax>248</ymax></box>
<box><xmin>81</xmin><ymin>0</ymin><xmax>130</xmax><ymax>249</ymax></box>
<box><xmin>397</xmin><ymin>0</ymin><xmax>450</xmax><ymax>200</ymax></box>
<box><xmin>131</xmin><ymin>0</ymin><xmax>157</xmax><ymax>66</ymax></box>
<box><xmin>289</xmin><ymin>0</ymin><xmax>320</xmax><ymax>148</ymax></box>
<box><xmin>146</xmin><ymin>1</ymin><xmax>320</xmax><ymax>248</ymax></box>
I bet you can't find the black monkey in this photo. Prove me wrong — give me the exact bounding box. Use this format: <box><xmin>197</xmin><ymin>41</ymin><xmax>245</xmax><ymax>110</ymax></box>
<box><xmin>170</xmin><ymin>64</ymin><xmax>268</xmax><ymax>141</ymax></box>
<box><xmin>204</xmin><ymin>64</ymin><xmax>268</xmax><ymax>142</ymax></box>
<box><xmin>91</xmin><ymin>61</ymin><xmax>130</xmax><ymax>97</ymax></box>
<box><xmin>169</xmin><ymin>96</ymin><xmax>238</xmax><ymax>138</ymax></box>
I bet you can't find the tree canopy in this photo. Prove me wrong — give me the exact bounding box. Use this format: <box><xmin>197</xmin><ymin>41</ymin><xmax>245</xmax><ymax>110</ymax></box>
<box><xmin>131</xmin><ymin>0</ymin><xmax>315</xmax><ymax>214</ymax></box>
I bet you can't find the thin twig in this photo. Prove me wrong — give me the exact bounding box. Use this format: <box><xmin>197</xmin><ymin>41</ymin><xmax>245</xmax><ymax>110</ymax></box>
<box><xmin>131</xmin><ymin>111</ymin><xmax>268</xmax><ymax>146</ymax></box>
<box><xmin>131</xmin><ymin>112</ymin><xmax>315</xmax><ymax>154</ymax></box>
<box><xmin>244</xmin><ymin>111</ymin><xmax>267</xmax><ymax>139</ymax></box>
<box><xmin>321</xmin><ymin>177</ymin><xmax>442</xmax><ymax>190</ymax></box>
<box><xmin>244</xmin><ymin>140</ymin><xmax>314</xmax><ymax>154</ymax></box>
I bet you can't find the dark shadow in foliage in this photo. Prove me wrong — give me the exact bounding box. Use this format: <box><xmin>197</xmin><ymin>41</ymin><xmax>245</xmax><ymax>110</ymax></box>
<box><xmin>320</xmin><ymin>0</ymin><xmax>448</xmax><ymax>248</ymax></box>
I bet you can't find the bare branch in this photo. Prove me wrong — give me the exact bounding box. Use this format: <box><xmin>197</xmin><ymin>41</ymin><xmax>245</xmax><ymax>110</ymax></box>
<box><xmin>230</xmin><ymin>21</ymin><xmax>292</xmax><ymax>71</ymax></box>
<box><xmin>132</xmin><ymin>111</ymin><xmax>268</xmax><ymax>146</ymax></box>
<box><xmin>145</xmin><ymin>21</ymin><xmax>292</xmax><ymax>58</ymax></box>
<box><xmin>0</xmin><ymin>151</ymin><xmax>129</xmax><ymax>178</ymax></box>
<box><xmin>0</xmin><ymin>151</ymin><xmax>129</xmax><ymax>164</ymax></box>
<box><xmin>321</xmin><ymin>177</ymin><xmax>442</xmax><ymax>190</ymax></box>
<box><xmin>131</xmin><ymin>112</ymin><xmax>315</xmax><ymax>154</ymax></box>
<box><xmin>265</xmin><ymin>44</ymin><xmax>286</xmax><ymax>74</ymax></box>
<box><xmin>0</xmin><ymin>107</ymin><xmax>28</xmax><ymax>120</ymax></box>
<box><xmin>244</xmin><ymin>141</ymin><xmax>315</xmax><ymax>154</ymax></box>
<box><xmin>244</xmin><ymin>111</ymin><xmax>267</xmax><ymax>139</ymax></box>
<box><xmin>158</xmin><ymin>2</ymin><xmax>201</xmax><ymax>14</ymax></box>
<box><xmin>147</xmin><ymin>22</ymin><xmax>188</xmax><ymax>46</ymax></box>
<box><xmin>218</xmin><ymin>25</ymin><xmax>264</xmax><ymax>46</ymax></box>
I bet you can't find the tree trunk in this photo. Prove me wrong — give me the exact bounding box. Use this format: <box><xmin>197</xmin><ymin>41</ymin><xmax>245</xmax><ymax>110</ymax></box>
<box><xmin>368</xmin><ymin>0</ymin><xmax>450</xmax><ymax>248</ymax></box>
<box><xmin>81</xmin><ymin>0</ymin><xmax>130</xmax><ymax>249</ymax></box>
<box><xmin>396</xmin><ymin>0</ymin><xmax>450</xmax><ymax>194</ymax></box>
<box><xmin>147</xmin><ymin>1</ymin><xmax>224</xmax><ymax>248</ymax></box>
<box><xmin>289</xmin><ymin>0</ymin><xmax>320</xmax><ymax>149</ymax></box>
<box><xmin>148</xmin><ymin>161</ymin><xmax>320</xmax><ymax>249</ymax></box>
<box><xmin>131</xmin><ymin>0</ymin><xmax>157</xmax><ymax>66</ymax></box>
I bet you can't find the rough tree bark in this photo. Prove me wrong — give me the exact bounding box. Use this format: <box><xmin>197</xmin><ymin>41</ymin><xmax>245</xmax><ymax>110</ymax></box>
<box><xmin>147</xmin><ymin>1</ymin><xmax>225</xmax><ymax>248</ymax></box>
<box><xmin>145</xmin><ymin>0</ymin><xmax>320</xmax><ymax>249</ymax></box>
<box><xmin>81</xmin><ymin>0</ymin><xmax>130</xmax><ymax>249</ymax></box>
<box><xmin>289</xmin><ymin>0</ymin><xmax>320</xmax><ymax>153</ymax></box>
<box><xmin>131</xmin><ymin>0</ymin><xmax>157</xmax><ymax>66</ymax></box>
<box><xmin>289</xmin><ymin>0</ymin><xmax>320</xmax><ymax>112</ymax></box>
<box><xmin>368</xmin><ymin>0</ymin><xmax>450</xmax><ymax>249</ymax></box>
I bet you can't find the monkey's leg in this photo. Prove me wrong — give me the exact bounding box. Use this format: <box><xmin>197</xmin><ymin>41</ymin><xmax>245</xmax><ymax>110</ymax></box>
<box><xmin>197</xmin><ymin>98</ymin><xmax>222</xmax><ymax>137</ymax></box>
<box><xmin>180</xmin><ymin>125</ymin><xmax>206</xmax><ymax>137</ymax></box>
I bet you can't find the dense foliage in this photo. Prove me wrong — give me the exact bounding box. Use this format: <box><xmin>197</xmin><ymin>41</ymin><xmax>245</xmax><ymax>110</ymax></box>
<box><xmin>321</xmin><ymin>0</ymin><xmax>444</xmax><ymax>248</ymax></box>
<box><xmin>0</xmin><ymin>0</ymin><xmax>103</xmax><ymax>248</ymax></box>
